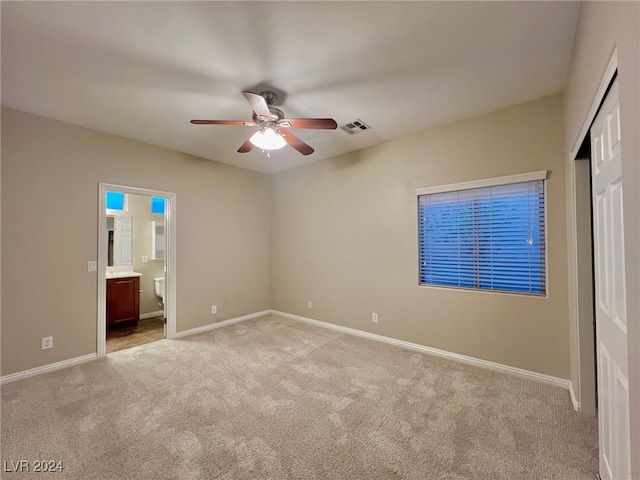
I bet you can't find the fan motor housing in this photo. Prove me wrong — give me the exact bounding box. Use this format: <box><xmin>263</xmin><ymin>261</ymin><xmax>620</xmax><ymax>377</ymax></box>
<box><xmin>259</xmin><ymin>90</ymin><xmax>278</xmax><ymax>106</ymax></box>
<box><xmin>252</xmin><ymin>107</ymin><xmax>285</xmax><ymax>124</ymax></box>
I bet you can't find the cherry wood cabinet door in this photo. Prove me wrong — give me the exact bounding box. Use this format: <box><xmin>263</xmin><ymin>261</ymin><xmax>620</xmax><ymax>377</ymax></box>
<box><xmin>107</xmin><ymin>277</ymin><xmax>140</xmax><ymax>327</ymax></box>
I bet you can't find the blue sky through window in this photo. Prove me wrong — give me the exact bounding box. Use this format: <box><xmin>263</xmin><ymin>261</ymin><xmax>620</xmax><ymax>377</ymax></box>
<box><xmin>151</xmin><ymin>197</ymin><xmax>166</xmax><ymax>214</ymax></box>
<box><xmin>106</xmin><ymin>191</ymin><xmax>125</xmax><ymax>210</ymax></box>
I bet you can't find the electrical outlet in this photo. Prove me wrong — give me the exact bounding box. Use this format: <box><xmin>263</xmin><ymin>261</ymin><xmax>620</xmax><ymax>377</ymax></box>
<box><xmin>42</xmin><ymin>336</ymin><xmax>53</xmax><ymax>350</ymax></box>
<box><xmin>308</xmin><ymin>301</ymin><xmax>313</xmax><ymax>309</ymax></box>
<box><xmin>142</xmin><ymin>255</ymin><xmax>149</xmax><ymax>263</ymax></box>
<box><xmin>211</xmin><ymin>305</ymin><xmax>217</xmax><ymax>314</ymax></box>
<box><xmin>372</xmin><ymin>313</ymin><xmax>378</xmax><ymax>323</ymax></box>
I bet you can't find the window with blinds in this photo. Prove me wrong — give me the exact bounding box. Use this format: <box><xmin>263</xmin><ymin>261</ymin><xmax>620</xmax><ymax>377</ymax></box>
<box><xmin>418</xmin><ymin>176</ymin><xmax>546</xmax><ymax>295</ymax></box>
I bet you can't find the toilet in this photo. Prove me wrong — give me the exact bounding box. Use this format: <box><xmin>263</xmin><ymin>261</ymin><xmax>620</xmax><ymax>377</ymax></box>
<box><xmin>154</xmin><ymin>276</ymin><xmax>165</xmax><ymax>306</ymax></box>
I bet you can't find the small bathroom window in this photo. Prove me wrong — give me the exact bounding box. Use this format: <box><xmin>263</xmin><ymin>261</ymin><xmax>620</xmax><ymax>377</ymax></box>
<box><xmin>106</xmin><ymin>191</ymin><xmax>126</xmax><ymax>211</ymax></box>
<box><xmin>151</xmin><ymin>197</ymin><xmax>166</xmax><ymax>214</ymax></box>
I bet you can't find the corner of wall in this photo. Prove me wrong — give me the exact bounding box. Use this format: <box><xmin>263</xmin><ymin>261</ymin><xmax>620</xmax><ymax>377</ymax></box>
<box><xmin>569</xmin><ymin>381</ymin><xmax>581</xmax><ymax>412</ymax></box>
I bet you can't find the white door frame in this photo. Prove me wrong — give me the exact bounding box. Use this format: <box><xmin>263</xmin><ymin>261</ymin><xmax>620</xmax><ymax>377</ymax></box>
<box><xmin>97</xmin><ymin>183</ymin><xmax>177</xmax><ymax>357</ymax></box>
<box><xmin>569</xmin><ymin>49</ymin><xmax>618</xmax><ymax>412</ymax></box>
<box><xmin>569</xmin><ymin>48</ymin><xmax>634</xmax><ymax>479</ymax></box>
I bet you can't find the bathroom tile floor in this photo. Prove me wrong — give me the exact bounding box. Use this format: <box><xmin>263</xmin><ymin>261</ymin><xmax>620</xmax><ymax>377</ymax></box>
<box><xmin>106</xmin><ymin>316</ymin><xmax>165</xmax><ymax>354</ymax></box>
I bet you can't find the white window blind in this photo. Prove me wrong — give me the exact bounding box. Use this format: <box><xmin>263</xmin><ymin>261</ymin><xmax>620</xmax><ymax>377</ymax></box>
<box><xmin>418</xmin><ymin>179</ymin><xmax>546</xmax><ymax>295</ymax></box>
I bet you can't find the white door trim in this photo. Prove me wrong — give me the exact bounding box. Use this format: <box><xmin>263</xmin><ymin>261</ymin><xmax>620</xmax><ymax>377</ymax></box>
<box><xmin>570</xmin><ymin>48</ymin><xmax>618</xmax><ymax>159</ymax></box>
<box><xmin>97</xmin><ymin>183</ymin><xmax>177</xmax><ymax>358</ymax></box>
<box><xmin>568</xmin><ymin>48</ymin><xmax>618</xmax><ymax>415</ymax></box>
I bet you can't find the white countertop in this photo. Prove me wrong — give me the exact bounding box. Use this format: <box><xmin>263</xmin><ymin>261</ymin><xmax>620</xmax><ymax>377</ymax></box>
<box><xmin>105</xmin><ymin>271</ymin><xmax>143</xmax><ymax>279</ymax></box>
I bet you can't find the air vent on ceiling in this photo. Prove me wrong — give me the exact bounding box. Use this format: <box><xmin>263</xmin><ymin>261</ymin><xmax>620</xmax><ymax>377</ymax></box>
<box><xmin>340</xmin><ymin>119</ymin><xmax>371</xmax><ymax>134</ymax></box>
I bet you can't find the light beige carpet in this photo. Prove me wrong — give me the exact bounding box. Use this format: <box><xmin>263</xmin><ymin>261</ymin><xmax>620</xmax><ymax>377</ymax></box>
<box><xmin>1</xmin><ymin>315</ymin><xmax>598</xmax><ymax>479</ymax></box>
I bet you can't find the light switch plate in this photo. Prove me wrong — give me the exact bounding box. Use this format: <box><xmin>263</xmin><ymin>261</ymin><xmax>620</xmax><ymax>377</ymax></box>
<box><xmin>88</xmin><ymin>261</ymin><xmax>97</xmax><ymax>272</ymax></box>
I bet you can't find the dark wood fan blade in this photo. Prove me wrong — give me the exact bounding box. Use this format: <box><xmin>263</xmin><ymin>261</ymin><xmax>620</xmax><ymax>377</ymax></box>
<box><xmin>237</xmin><ymin>136</ymin><xmax>254</xmax><ymax>153</ymax></box>
<box><xmin>242</xmin><ymin>91</ymin><xmax>272</xmax><ymax>121</ymax></box>
<box><xmin>280</xmin><ymin>129</ymin><xmax>314</xmax><ymax>155</ymax></box>
<box><xmin>278</xmin><ymin>118</ymin><xmax>337</xmax><ymax>130</ymax></box>
<box><xmin>191</xmin><ymin>120</ymin><xmax>257</xmax><ymax>126</ymax></box>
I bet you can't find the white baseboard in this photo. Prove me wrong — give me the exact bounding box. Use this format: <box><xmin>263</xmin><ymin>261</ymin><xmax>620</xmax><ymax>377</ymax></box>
<box><xmin>271</xmin><ymin>310</ymin><xmax>571</xmax><ymax>391</ymax></box>
<box><xmin>1</xmin><ymin>310</ymin><xmax>571</xmax><ymax>394</ymax></box>
<box><xmin>569</xmin><ymin>382</ymin><xmax>581</xmax><ymax>412</ymax></box>
<box><xmin>0</xmin><ymin>353</ymin><xmax>98</xmax><ymax>385</ymax></box>
<box><xmin>140</xmin><ymin>310</ymin><xmax>164</xmax><ymax>320</ymax></box>
<box><xmin>173</xmin><ymin>310</ymin><xmax>271</xmax><ymax>339</ymax></box>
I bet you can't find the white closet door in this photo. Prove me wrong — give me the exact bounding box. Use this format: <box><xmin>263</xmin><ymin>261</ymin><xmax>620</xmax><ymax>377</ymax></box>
<box><xmin>590</xmin><ymin>78</ymin><xmax>630</xmax><ymax>480</ymax></box>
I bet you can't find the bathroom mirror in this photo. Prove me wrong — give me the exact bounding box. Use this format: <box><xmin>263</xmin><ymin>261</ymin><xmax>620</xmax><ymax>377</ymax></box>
<box><xmin>107</xmin><ymin>215</ymin><xmax>133</xmax><ymax>266</ymax></box>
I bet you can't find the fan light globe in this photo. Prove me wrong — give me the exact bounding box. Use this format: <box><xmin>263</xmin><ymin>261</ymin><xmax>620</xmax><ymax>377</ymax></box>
<box><xmin>250</xmin><ymin>128</ymin><xmax>286</xmax><ymax>150</ymax></box>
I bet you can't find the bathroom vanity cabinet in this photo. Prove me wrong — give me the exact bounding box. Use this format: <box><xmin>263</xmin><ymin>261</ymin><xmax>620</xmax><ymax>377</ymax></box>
<box><xmin>107</xmin><ymin>276</ymin><xmax>140</xmax><ymax>328</ymax></box>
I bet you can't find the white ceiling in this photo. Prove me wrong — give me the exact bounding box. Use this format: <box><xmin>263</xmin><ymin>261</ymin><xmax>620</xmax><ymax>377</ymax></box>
<box><xmin>1</xmin><ymin>1</ymin><xmax>580</xmax><ymax>174</ymax></box>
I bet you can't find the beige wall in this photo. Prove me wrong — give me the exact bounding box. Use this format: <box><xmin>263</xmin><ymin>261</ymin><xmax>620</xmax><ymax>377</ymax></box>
<box><xmin>563</xmin><ymin>1</ymin><xmax>640</xmax><ymax>475</ymax></box>
<box><xmin>1</xmin><ymin>107</ymin><xmax>271</xmax><ymax>375</ymax></box>
<box><xmin>271</xmin><ymin>94</ymin><xmax>569</xmax><ymax>378</ymax></box>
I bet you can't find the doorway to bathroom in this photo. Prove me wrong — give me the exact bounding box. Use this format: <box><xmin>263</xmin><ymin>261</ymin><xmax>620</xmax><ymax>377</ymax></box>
<box><xmin>97</xmin><ymin>183</ymin><xmax>177</xmax><ymax>357</ymax></box>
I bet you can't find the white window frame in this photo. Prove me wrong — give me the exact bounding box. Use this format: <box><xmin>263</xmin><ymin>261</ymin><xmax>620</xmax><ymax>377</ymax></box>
<box><xmin>416</xmin><ymin>170</ymin><xmax>549</xmax><ymax>296</ymax></box>
<box><xmin>105</xmin><ymin>191</ymin><xmax>129</xmax><ymax>215</ymax></box>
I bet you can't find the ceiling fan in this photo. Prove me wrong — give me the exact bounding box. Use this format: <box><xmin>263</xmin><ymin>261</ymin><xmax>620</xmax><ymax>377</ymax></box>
<box><xmin>191</xmin><ymin>90</ymin><xmax>337</xmax><ymax>156</ymax></box>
